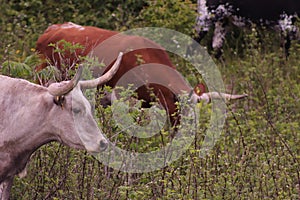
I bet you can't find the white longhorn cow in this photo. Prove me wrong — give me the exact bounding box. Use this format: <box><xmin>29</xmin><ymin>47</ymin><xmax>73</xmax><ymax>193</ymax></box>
<box><xmin>0</xmin><ymin>52</ymin><xmax>123</xmax><ymax>200</ymax></box>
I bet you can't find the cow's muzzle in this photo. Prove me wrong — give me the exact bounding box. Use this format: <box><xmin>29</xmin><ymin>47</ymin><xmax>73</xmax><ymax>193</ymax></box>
<box><xmin>99</xmin><ymin>139</ymin><xmax>108</xmax><ymax>151</ymax></box>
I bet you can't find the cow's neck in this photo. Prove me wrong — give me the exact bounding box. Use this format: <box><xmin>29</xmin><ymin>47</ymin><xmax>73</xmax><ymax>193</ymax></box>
<box><xmin>0</xmin><ymin>89</ymin><xmax>59</xmax><ymax>182</ymax></box>
<box><xmin>0</xmin><ymin>128</ymin><xmax>57</xmax><ymax>183</ymax></box>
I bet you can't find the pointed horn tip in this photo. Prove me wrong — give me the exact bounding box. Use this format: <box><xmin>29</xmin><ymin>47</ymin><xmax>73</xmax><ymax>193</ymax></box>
<box><xmin>116</xmin><ymin>52</ymin><xmax>123</xmax><ymax>61</ymax></box>
<box><xmin>105</xmin><ymin>51</ymin><xmax>123</xmax><ymax>73</ymax></box>
<box><xmin>229</xmin><ymin>93</ymin><xmax>248</xmax><ymax>99</ymax></box>
<box><xmin>240</xmin><ymin>93</ymin><xmax>248</xmax><ymax>98</ymax></box>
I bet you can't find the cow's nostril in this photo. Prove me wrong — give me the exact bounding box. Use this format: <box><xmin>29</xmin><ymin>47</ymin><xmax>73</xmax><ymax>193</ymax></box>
<box><xmin>99</xmin><ymin>139</ymin><xmax>108</xmax><ymax>151</ymax></box>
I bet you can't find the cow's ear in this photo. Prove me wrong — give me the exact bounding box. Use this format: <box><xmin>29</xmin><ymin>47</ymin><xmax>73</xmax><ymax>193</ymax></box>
<box><xmin>53</xmin><ymin>95</ymin><xmax>65</xmax><ymax>108</ymax></box>
<box><xmin>194</xmin><ymin>83</ymin><xmax>206</xmax><ymax>96</ymax></box>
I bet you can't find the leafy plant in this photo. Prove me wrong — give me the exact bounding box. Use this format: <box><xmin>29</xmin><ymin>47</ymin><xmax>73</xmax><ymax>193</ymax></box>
<box><xmin>1</xmin><ymin>0</ymin><xmax>300</xmax><ymax>199</ymax></box>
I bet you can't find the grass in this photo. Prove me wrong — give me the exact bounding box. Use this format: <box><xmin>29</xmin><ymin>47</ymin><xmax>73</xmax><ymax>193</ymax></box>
<box><xmin>1</xmin><ymin>12</ymin><xmax>300</xmax><ymax>200</ymax></box>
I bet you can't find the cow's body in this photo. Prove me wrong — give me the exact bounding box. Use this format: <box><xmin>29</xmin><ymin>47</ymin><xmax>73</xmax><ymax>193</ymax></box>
<box><xmin>36</xmin><ymin>22</ymin><xmax>247</xmax><ymax>126</ymax></box>
<box><xmin>195</xmin><ymin>0</ymin><xmax>300</xmax><ymax>57</ymax></box>
<box><xmin>36</xmin><ymin>22</ymin><xmax>201</xmax><ymax>126</ymax></box>
<box><xmin>0</xmin><ymin>53</ymin><xmax>123</xmax><ymax>200</ymax></box>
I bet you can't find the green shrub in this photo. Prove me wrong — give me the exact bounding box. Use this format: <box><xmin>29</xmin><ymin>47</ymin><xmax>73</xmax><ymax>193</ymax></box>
<box><xmin>1</xmin><ymin>1</ymin><xmax>300</xmax><ymax>199</ymax></box>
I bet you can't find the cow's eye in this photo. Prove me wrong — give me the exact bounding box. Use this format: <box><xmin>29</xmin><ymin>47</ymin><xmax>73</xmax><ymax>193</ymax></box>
<box><xmin>72</xmin><ymin>108</ymin><xmax>81</xmax><ymax>114</ymax></box>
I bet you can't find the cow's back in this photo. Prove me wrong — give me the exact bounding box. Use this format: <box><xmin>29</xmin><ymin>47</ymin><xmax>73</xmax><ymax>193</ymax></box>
<box><xmin>35</xmin><ymin>22</ymin><xmax>118</xmax><ymax>71</ymax></box>
<box><xmin>36</xmin><ymin>22</ymin><xmax>191</xmax><ymax>94</ymax></box>
<box><xmin>35</xmin><ymin>23</ymin><xmax>194</xmax><ymax>125</ymax></box>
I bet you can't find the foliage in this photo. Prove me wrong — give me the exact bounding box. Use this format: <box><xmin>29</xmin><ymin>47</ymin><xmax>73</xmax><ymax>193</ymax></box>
<box><xmin>0</xmin><ymin>0</ymin><xmax>300</xmax><ymax>199</ymax></box>
<box><xmin>138</xmin><ymin>0</ymin><xmax>196</xmax><ymax>35</ymax></box>
<box><xmin>0</xmin><ymin>0</ymin><xmax>146</xmax><ymax>63</ymax></box>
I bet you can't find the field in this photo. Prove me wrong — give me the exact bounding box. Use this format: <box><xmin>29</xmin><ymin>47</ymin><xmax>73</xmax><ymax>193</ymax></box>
<box><xmin>0</xmin><ymin>1</ymin><xmax>299</xmax><ymax>199</ymax></box>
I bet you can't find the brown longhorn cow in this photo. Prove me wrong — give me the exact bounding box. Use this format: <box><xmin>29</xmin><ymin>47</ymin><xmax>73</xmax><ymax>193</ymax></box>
<box><xmin>36</xmin><ymin>22</ymin><xmax>247</xmax><ymax>126</ymax></box>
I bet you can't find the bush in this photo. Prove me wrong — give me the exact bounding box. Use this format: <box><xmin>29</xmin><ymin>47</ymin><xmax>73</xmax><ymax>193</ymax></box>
<box><xmin>1</xmin><ymin>0</ymin><xmax>300</xmax><ymax>199</ymax></box>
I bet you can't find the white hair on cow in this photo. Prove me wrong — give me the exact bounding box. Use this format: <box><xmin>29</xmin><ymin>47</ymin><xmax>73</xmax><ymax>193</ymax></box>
<box><xmin>278</xmin><ymin>13</ymin><xmax>298</xmax><ymax>37</ymax></box>
<box><xmin>212</xmin><ymin>21</ymin><xmax>226</xmax><ymax>50</ymax></box>
<box><xmin>232</xmin><ymin>15</ymin><xmax>246</xmax><ymax>27</ymax></box>
<box><xmin>196</xmin><ymin>0</ymin><xmax>211</xmax><ymax>32</ymax></box>
<box><xmin>215</xmin><ymin>4</ymin><xmax>231</xmax><ymax>18</ymax></box>
<box><xmin>61</xmin><ymin>22</ymin><xmax>85</xmax><ymax>31</ymax></box>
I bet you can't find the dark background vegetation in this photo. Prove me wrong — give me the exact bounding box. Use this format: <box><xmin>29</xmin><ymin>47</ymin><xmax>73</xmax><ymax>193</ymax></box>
<box><xmin>0</xmin><ymin>0</ymin><xmax>299</xmax><ymax>199</ymax></box>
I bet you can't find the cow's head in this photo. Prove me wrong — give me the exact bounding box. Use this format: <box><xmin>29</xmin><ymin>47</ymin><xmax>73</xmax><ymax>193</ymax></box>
<box><xmin>46</xmin><ymin>52</ymin><xmax>123</xmax><ymax>153</ymax></box>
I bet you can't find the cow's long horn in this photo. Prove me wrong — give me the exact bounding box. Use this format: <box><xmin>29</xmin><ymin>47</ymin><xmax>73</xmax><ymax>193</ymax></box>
<box><xmin>199</xmin><ymin>92</ymin><xmax>248</xmax><ymax>103</ymax></box>
<box><xmin>80</xmin><ymin>52</ymin><xmax>123</xmax><ymax>89</ymax></box>
<box><xmin>48</xmin><ymin>66</ymin><xmax>83</xmax><ymax>96</ymax></box>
